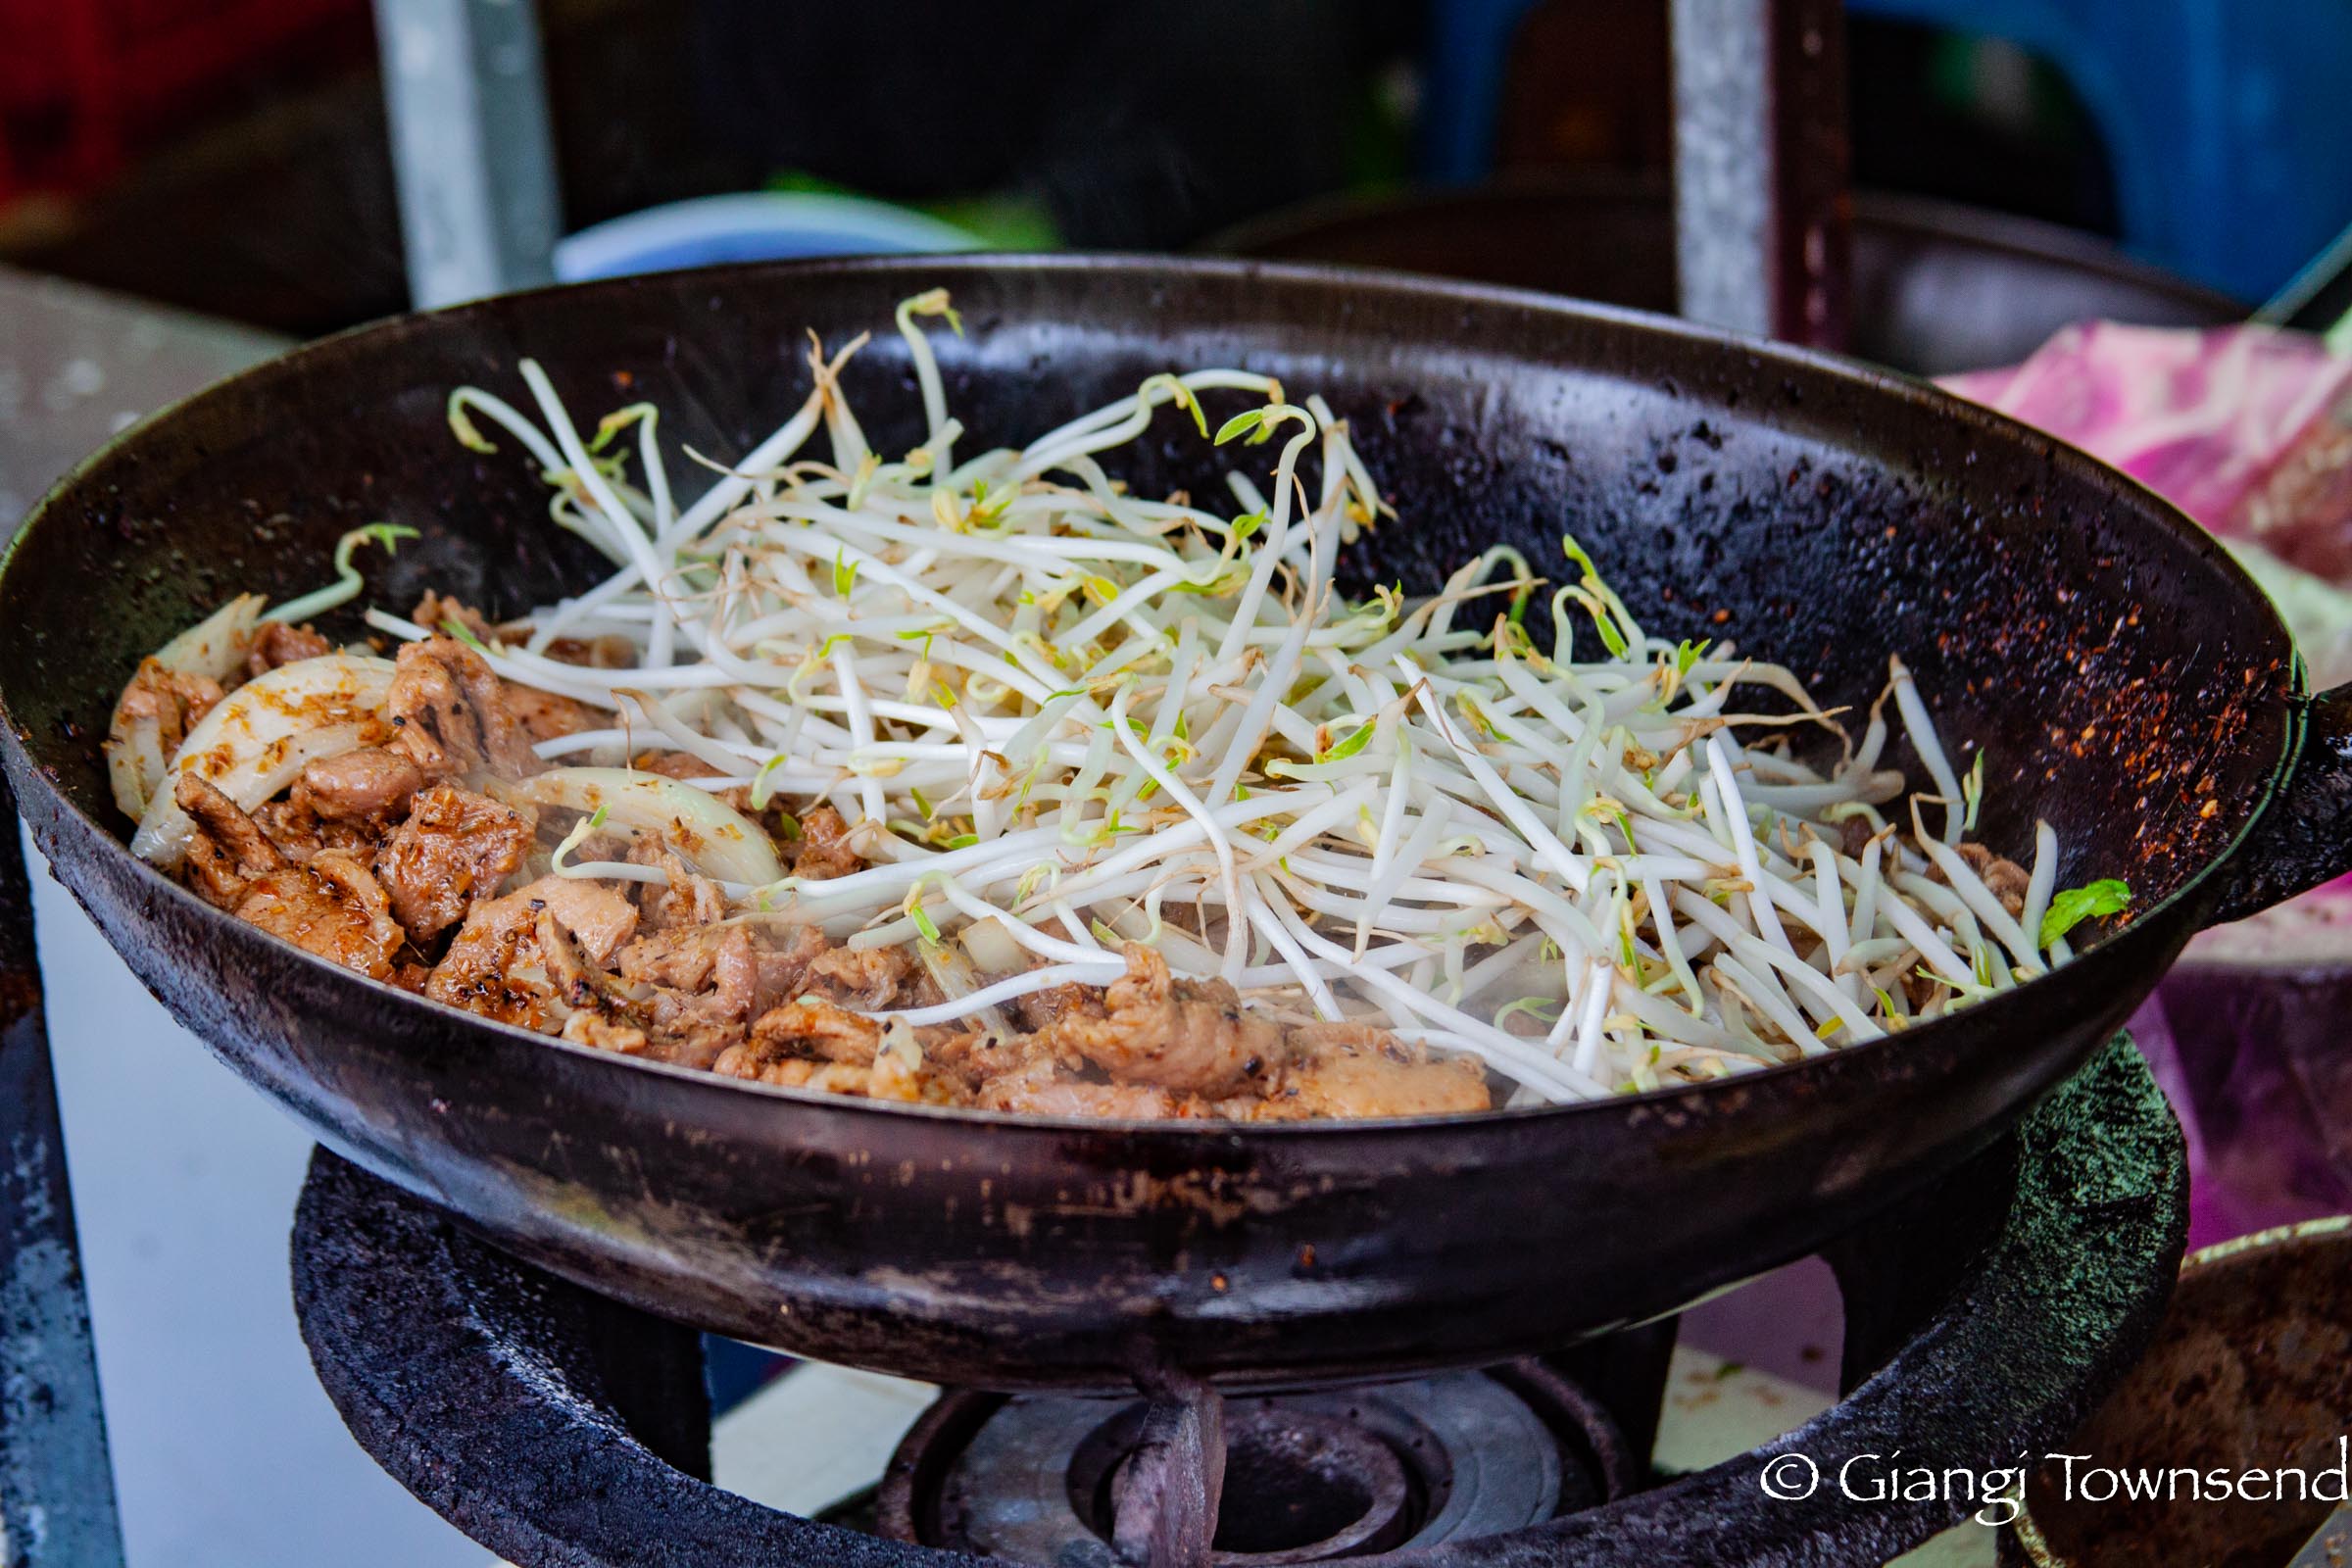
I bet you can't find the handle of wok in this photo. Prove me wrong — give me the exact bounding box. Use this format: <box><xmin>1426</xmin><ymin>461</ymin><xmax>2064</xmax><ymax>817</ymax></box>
<box><xmin>2206</xmin><ymin>682</ymin><xmax>2352</xmax><ymax>926</ymax></box>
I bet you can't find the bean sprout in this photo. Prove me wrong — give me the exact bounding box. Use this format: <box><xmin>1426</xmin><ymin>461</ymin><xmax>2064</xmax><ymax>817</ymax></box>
<box><xmin>372</xmin><ymin>292</ymin><xmax>2065</xmax><ymax>1103</ymax></box>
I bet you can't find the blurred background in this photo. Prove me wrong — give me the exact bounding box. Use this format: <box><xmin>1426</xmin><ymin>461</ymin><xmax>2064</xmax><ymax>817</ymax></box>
<box><xmin>5</xmin><ymin>0</ymin><xmax>2348</xmax><ymax>333</ymax></box>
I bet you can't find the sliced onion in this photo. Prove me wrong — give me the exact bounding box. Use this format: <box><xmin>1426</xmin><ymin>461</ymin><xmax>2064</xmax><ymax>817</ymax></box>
<box><xmin>919</xmin><ymin>937</ymin><xmax>1013</xmax><ymax>1037</ymax></box>
<box><xmin>129</xmin><ymin>654</ymin><xmax>398</xmax><ymax>868</ymax></box>
<box><xmin>106</xmin><ymin>594</ymin><xmax>272</xmax><ymax>821</ymax></box>
<box><xmin>106</xmin><ymin>709</ymin><xmax>171</xmax><ymax>825</ymax></box>
<box><xmin>958</xmin><ymin>915</ymin><xmax>1024</xmax><ymax>975</ymax></box>
<box><xmin>495</xmin><ymin>766</ymin><xmax>785</xmax><ymax>887</ymax></box>
<box><xmin>152</xmin><ymin>594</ymin><xmax>268</xmax><ymax>682</ymax></box>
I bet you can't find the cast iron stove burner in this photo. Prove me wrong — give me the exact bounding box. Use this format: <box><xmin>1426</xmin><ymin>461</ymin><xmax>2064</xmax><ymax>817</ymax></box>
<box><xmin>289</xmin><ymin>1037</ymin><xmax>2185</xmax><ymax>1568</ymax></box>
<box><xmin>878</xmin><ymin>1362</ymin><xmax>1630</xmax><ymax>1563</ymax></box>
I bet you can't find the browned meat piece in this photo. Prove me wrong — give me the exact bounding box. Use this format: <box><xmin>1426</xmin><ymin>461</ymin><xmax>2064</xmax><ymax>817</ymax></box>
<box><xmin>616</xmin><ymin>923</ymin><xmax>754</xmax><ymax>1008</ymax></box>
<box><xmin>533</xmin><ymin>910</ymin><xmax>650</xmax><ymax>1028</ymax></box>
<box><xmin>412</xmin><ymin>592</ymin><xmax>493</xmax><ymax>645</ymax></box>
<box><xmin>1258</xmin><ymin>1026</ymin><xmax>1491</xmax><ymax>1119</ymax></box>
<box><xmin>175</xmin><ymin>773</ymin><xmax>287</xmax><ymax>908</ymax></box>
<box><xmin>866</xmin><ymin>1048</ymin><xmax>933</xmax><ymax>1102</ymax></box>
<box><xmin>610</xmin><ymin>923</ymin><xmax>761</xmax><ymax>1070</ymax></box>
<box><xmin>249</xmin><ymin>797</ymin><xmax>380</xmax><ymax>863</ymax></box>
<box><xmin>713</xmin><ymin>1032</ymin><xmax>939</xmax><ymax>1102</ymax></box>
<box><xmin>246</xmin><ymin>750</ymin><xmax>420</xmax><ymax>865</ymax></box>
<box><xmin>1045</xmin><ymin>943</ymin><xmax>1285</xmax><ymax>1099</ymax></box>
<box><xmin>748</xmin><ymin>996</ymin><xmax>882</xmax><ymax>1063</ymax></box>
<box><xmin>424</xmin><ymin>876</ymin><xmax>638</xmax><ymax>1028</ymax></box>
<box><xmin>542</xmin><ymin>634</ymin><xmax>637</xmax><ymax>669</ymax></box>
<box><xmin>562</xmin><ymin>1010</ymin><xmax>650</xmax><ymax>1055</ymax></box>
<box><xmin>805</xmin><ymin>943</ymin><xmax>918</xmax><ymax>1009</ymax></box>
<box><xmin>424</xmin><ymin>893</ymin><xmax>552</xmax><ymax>1028</ymax></box>
<box><xmin>617</xmin><ymin>923</ymin><xmax>723</xmax><ymax>992</ymax></box>
<box><xmin>973</xmin><ymin>1056</ymin><xmax>1187</xmax><ymax>1119</ymax></box>
<box><xmin>713</xmin><ymin>1054</ymin><xmax>881</xmax><ymax>1096</ymax></box>
<box><xmin>385</xmin><ymin>636</ymin><xmax>541</xmax><ymax>778</ymax></box>
<box><xmin>526</xmin><ymin>875</ymin><xmax>640</xmax><ymax>963</ymax></box>
<box><xmin>373</xmin><ymin>783</ymin><xmax>536</xmax><ymax>945</ymax></box>
<box><xmin>906</xmin><ymin>1025</ymin><xmax>1000</xmax><ymax>1091</ymax></box>
<box><xmin>1005</xmin><ymin>981</ymin><xmax>1106</xmax><ymax>1033</ymax></box>
<box><xmin>662</xmin><ymin>1019</ymin><xmax>751</xmax><ymax>1073</ymax></box>
<box><xmin>293</xmin><ymin>747</ymin><xmax>426</xmax><ymax>824</ymax></box>
<box><xmin>631</xmin><ymin>843</ymin><xmax>727</xmax><ymax>931</ymax></box>
<box><xmin>503</xmin><ymin>682</ymin><xmax>597</xmax><ymax>745</ymax></box>
<box><xmin>230</xmin><ymin>850</ymin><xmax>404</xmax><ymax>980</ymax></box>
<box><xmin>789</xmin><ymin>805</ymin><xmax>864</xmax><ymax>880</ymax></box>
<box><xmin>244</xmin><ymin>620</ymin><xmax>331</xmax><ymax>678</ymax></box>
<box><xmin>1955</xmin><ymin>842</ymin><xmax>2033</xmax><ymax>918</ymax></box>
<box><xmin>711</xmin><ymin>1043</ymin><xmax>789</xmax><ymax>1083</ymax></box>
<box><xmin>752</xmin><ymin>923</ymin><xmax>831</xmax><ymax>1013</ymax></box>
<box><xmin>836</xmin><ymin>1057</ymin><xmax>898</xmax><ymax>1097</ymax></box>
<box><xmin>1284</xmin><ymin>1020</ymin><xmax>1396</xmax><ymax>1054</ymax></box>
<box><xmin>535</xmin><ymin>911</ymin><xmax>602</xmax><ymax>1005</ymax></box>
<box><xmin>630</xmin><ymin>750</ymin><xmax>708</xmax><ymax>781</ymax></box>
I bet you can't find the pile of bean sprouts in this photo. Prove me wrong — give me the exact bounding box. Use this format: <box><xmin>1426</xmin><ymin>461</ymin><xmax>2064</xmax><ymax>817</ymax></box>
<box><xmin>359</xmin><ymin>290</ymin><xmax>2078</xmax><ymax>1104</ymax></box>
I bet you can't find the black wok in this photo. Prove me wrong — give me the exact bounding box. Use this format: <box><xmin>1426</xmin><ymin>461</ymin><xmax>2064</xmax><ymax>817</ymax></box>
<box><xmin>3</xmin><ymin>256</ymin><xmax>2344</xmax><ymax>1392</ymax></box>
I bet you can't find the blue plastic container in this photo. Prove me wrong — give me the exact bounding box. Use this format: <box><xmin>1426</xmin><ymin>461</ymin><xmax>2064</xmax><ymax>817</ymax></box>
<box><xmin>553</xmin><ymin>192</ymin><xmax>982</xmax><ymax>282</ymax></box>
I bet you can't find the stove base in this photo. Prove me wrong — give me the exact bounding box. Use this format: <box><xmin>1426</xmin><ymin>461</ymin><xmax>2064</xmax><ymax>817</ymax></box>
<box><xmin>877</xmin><ymin>1360</ymin><xmax>1632</xmax><ymax>1563</ymax></box>
<box><xmin>292</xmin><ymin>1035</ymin><xmax>2185</xmax><ymax>1567</ymax></box>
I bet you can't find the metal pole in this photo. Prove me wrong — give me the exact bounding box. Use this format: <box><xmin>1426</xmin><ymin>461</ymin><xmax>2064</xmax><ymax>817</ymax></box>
<box><xmin>372</xmin><ymin>0</ymin><xmax>563</xmax><ymax>308</ymax></box>
<box><xmin>2256</xmin><ymin>212</ymin><xmax>2352</xmax><ymax>336</ymax></box>
<box><xmin>0</xmin><ymin>777</ymin><xmax>127</xmax><ymax>1568</ymax></box>
<box><xmin>1671</xmin><ymin>0</ymin><xmax>1851</xmax><ymax>347</ymax></box>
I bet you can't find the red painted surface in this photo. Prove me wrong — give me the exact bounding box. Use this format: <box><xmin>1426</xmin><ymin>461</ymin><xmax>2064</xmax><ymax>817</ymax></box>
<box><xmin>0</xmin><ymin>0</ymin><xmax>368</xmax><ymax>202</ymax></box>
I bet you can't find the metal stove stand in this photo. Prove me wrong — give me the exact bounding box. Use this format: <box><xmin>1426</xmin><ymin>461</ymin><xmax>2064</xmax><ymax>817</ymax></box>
<box><xmin>290</xmin><ymin>1036</ymin><xmax>2183</xmax><ymax>1568</ymax></box>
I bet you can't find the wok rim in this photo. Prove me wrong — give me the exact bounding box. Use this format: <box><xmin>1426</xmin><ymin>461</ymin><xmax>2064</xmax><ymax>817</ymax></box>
<box><xmin>0</xmin><ymin>251</ymin><xmax>2298</xmax><ymax>1138</ymax></box>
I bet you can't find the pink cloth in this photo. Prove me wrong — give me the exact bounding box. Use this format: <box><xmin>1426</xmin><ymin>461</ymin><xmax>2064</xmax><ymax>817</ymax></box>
<box><xmin>1944</xmin><ymin>322</ymin><xmax>2352</xmax><ymax>576</ymax></box>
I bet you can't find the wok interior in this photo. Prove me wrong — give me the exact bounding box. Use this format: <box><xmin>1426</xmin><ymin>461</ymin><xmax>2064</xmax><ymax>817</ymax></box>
<box><xmin>1</xmin><ymin>260</ymin><xmax>2291</xmax><ymax>949</ymax></box>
